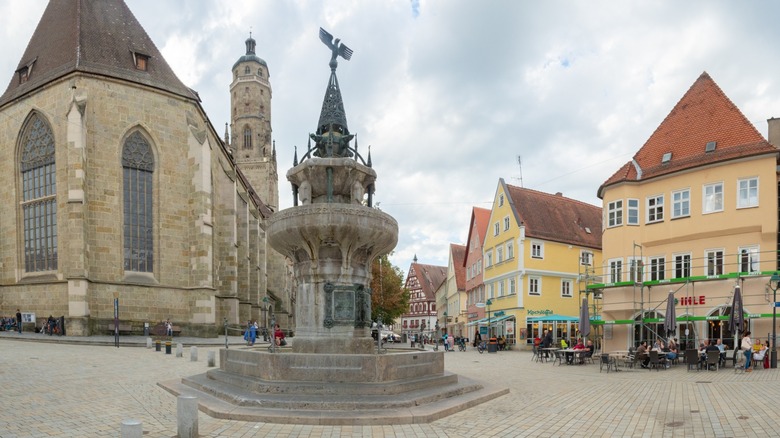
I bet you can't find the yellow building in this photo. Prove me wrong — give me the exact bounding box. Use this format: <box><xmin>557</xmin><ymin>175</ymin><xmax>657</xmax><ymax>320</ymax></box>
<box><xmin>476</xmin><ymin>179</ymin><xmax>602</xmax><ymax>348</ymax></box>
<box><xmin>595</xmin><ymin>72</ymin><xmax>780</xmax><ymax>353</ymax></box>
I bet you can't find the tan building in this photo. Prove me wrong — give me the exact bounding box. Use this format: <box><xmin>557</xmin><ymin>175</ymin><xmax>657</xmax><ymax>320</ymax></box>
<box><xmin>440</xmin><ymin>243</ymin><xmax>466</xmax><ymax>337</ymax></box>
<box><xmin>595</xmin><ymin>72</ymin><xmax>779</xmax><ymax>352</ymax></box>
<box><xmin>0</xmin><ymin>0</ymin><xmax>291</xmax><ymax>336</ymax></box>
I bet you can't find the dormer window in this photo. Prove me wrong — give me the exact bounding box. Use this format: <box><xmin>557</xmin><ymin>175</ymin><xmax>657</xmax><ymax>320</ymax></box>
<box><xmin>18</xmin><ymin>67</ymin><xmax>29</xmax><ymax>84</ymax></box>
<box><xmin>705</xmin><ymin>141</ymin><xmax>717</xmax><ymax>152</ymax></box>
<box><xmin>132</xmin><ymin>51</ymin><xmax>149</xmax><ymax>71</ymax></box>
<box><xmin>661</xmin><ymin>152</ymin><xmax>672</xmax><ymax>164</ymax></box>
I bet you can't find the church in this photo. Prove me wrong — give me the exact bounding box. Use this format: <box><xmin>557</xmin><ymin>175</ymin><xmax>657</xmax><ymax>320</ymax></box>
<box><xmin>0</xmin><ymin>0</ymin><xmax>292</xmax><ymax>336</ymax></box>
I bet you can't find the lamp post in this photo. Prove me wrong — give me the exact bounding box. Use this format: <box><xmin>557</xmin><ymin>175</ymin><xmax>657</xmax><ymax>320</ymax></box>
<box><xmin>486</xmin><ymin>298</ymin><xmax>493</xmax><ymax>338</ymax></box>
<box><xmin>261</xmin><ymin>296</ymin><xmax>270</xmax><ymax>342</ymax></box>
<box><xmin>769</xmin><ymin>273</ymin><xmax>780</xmax><ymax>368</ymax></box>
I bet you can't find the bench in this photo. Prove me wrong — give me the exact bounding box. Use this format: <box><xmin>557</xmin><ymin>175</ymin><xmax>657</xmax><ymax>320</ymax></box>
<box><xmin>108</xmin><ymin>323</ymin><xmax>133</xmax><ymax>334</ymax></box>
<box><xmin>150</xmin><ymin>323</ymin><xmax>181</xmax><ymax>337</ymax></box>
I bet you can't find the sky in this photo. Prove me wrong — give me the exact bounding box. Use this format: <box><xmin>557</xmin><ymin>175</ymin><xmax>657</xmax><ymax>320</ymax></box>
<box><xmin>3</xmin><ymin>1</ymin><xmax>780</xmax><ymax>270</ymax></box>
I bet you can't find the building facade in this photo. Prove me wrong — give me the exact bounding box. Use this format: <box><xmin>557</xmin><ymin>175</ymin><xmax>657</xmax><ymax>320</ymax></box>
<box><xmin>595</xmin><ymin>72</ymin><xmax>780</xmax><ymax>352</ymax></box>
<box><xmin>477</xmin><ymin>179</ymin><xmax>602</xmax><ymax>347</ymax></box>
<box><xmin>400</xmin><ymin>257</ymin><xmax>446</xmax><ymax>342</ymax></box>
<box><xmin>441</xmin><ymin>243</ymin><xmax>466</xmax><ymax>337</ymax></box>
<box><xmin>0</xmin><ymin>0</ymin><xmax>290</xmax><ymax>336</ymax></box>
<box><xmin>463</xmin><ymin>207</ymin><xmax>490</xmax><ymax>338</ymax></box>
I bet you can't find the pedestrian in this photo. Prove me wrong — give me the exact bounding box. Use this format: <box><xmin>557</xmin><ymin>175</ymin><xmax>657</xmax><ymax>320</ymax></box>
<box><xmin>443</xmin><ymin>332</ymin><xmax>449</xmax><ymax>352</ymax></box>
<box><xmin>16</xmin><ymin>309</ymin><xmax>22</xmax><ymax>334</ymax></box>
<box><xmin>741</xmin><ymin>331</ymin><xmax>753</xmax><ymax>372</ymax></box>
<box><xmin>165</xmin><ymin>319</ymin><xmax>173</xmax><ymax>336</ymax></box>
<box><xmin>249</xmin><ymin>321</ymin><xmax>258</xmax><ymax>346</ymax></box>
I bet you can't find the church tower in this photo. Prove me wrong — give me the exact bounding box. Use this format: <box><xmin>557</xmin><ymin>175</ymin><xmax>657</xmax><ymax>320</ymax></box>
<box><xmin>230</xmin><ymin>35</ymin><xmax>278</xmax><ymax>210</ymax></box>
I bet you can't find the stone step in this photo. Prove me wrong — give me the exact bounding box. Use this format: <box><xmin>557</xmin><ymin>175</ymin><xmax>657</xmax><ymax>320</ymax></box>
<box><xmin>158</xmin><ymin>376</ymin><xmax>509</xmax><ymax>425</ymax></box>
<box><xmin>202</xmin><ymin>367</ymin><xmax>460</xmax><ymax>395</ymax></box>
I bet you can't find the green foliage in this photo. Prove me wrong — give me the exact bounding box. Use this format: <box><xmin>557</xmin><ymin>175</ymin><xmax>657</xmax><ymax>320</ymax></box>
<box><xmin>370</xmin><ymin>254</ymin><xmax>409</xmax><ymax>324</ymax></box>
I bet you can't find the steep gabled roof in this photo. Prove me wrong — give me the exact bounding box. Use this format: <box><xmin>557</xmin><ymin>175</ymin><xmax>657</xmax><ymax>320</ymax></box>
<box><xmin>462</xmin><ymin>207</ymin><xmax>491</xmax><ymax>266</ymax></box>
<box><xmin>411</xmin><ymin>262</ymin><xmax>447</xmax><ymax>301</ymax></box>
<box><xmin>504</xmin><ymin>182</ymin><xmax>602</xmax><ymax>250</ymax></box>
<box><xmin>599</xmin><ymin>72</ymin><xmax>778</xmax><ymax>196</ymax></box>
<box><xmin>449</xmin><ymin>243</ymin><xmax>466</xmax><ymax>290</ymax></box>
<box><xmin>0</xmin><ymin>0</ymin><xmax>196</xmax><ymax>107</ymax></box>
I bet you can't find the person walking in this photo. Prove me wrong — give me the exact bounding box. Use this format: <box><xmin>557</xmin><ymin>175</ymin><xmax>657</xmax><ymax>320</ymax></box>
<box><xmin>741</xmin><ymin>331</ymin><xmax>753</xmax><ymax>372</ymax></box>
<box><xmin>16</xmin><ymin>309</ymin><xmax>22</xmax><ymax>334</ymax></box>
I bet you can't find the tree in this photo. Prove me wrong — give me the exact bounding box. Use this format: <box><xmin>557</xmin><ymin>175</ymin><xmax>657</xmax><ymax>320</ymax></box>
<box><xmin>370</xmin><ymin>254</ymin><xmax>409</xmax><ymax>325</ymax></box>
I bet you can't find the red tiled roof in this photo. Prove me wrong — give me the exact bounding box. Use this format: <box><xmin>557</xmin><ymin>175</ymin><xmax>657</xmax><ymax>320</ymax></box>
<box><xmin>463</xmin><ymin>207</ymin><xmax>490</xmax><ymax>267</ymax></box>
<box><xmin>449</xmin><ymin>244</ymin><xmax>466</xmax><ymax>290</ymax></box>
<box><xmin>0</xmin><ymin>0</ymin><xmax>196</xmax><ymax>107</ymax></box>
<box><xmin>599</xmin><ymin>72</ymin><xmax>778</xmax><ymax>196</ymax></box>
<box><xmin>411</xmin><ymin>263</ymin><xmax>447</xmax><ymax>301</ymax></box>
<box><xmin>504</xmin><ymin>182</ymin><xmax>602</xmax><ymax>250</ymax></box>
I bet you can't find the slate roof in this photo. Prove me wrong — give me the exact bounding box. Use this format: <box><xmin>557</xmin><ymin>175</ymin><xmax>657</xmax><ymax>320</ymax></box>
<box><xmin>504</xmin><ymin>182</ymin><xmax>602</xmax><ymax>250</ymax></box>
<box><xmin>411</xmin><ymin>263</ymin><xmax>447</xmax><ymax>301</ymax></box>
<box><xmin>599</xmin><ymin>72</ymin><xmax>778</xmax><ymax>197</ymax></box>
<box><xmin>0</xmin><ymin>0</ymin><xmax>196</xmax><ymax>107</ymax></box>
<box><xmin>449</xmin><ymin>243</ymin><xmax>466</xmax><ymax>290</ymax></box>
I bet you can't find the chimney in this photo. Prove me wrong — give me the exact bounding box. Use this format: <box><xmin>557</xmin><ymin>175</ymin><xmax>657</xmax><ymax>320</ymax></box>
<box><xmin>555</xmin><ymin>192</ymin><xmax>563</xmax><ymax>197</ymax></box>
<box><xmin>767</xmin><ymin>117</ymin><xmax>780</xmax><ymax>147</ymax></box>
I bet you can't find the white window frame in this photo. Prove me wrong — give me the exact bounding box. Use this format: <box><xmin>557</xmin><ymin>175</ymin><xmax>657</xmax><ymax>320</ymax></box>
<box><xmin>529</xmin><ymin>276</ymin><xmax>541</xmax><ymax>296</ymax></box>
<box><xmin>488</xmin><ymin>283</ymin><xmax>495</xmax><ymax>299</ymax></box>
<box><xmin>494</xmin><ymin>222</ymin><xmax>499</xmax><ymax>236</ymax></box>
<box><xmin>649</xmin><ymin>256</ymin><xmax>665</xmax><ymax>281</ymax></box>
<box><xmin>627</xmin><ymin>257</ymin><xmax>643</xmax><ymax>283</ymax></box>
<box><xmin>646</xmin><ymin>194</ymin><xmax>664</xmax><ymax>223</ymax></box>
<box><xmin>509</xmin><ymin>278</ymin><xmax>516</xmax><ymax>294</ymax></box>
<box><xmin>486</xmin><ymin>251</ymin><xmax>493</xmax><ymax>268</ymax></box>
<box><xmin>497</xmin><ymin>246</ymin><xmax>504</xmax><ymax>263</ymax></box>
<box><xmin>703</xmin><ymin>182</ymin><xmax>723</xmax><ymax>214</ymax></box>
<box><xmin>503</xmin><ymin>216</ymin><xmax>510</xmax><ymax>231</ymax></box>
<box><xmin>672</xmin><ymin>188</ymin><xmax>690</xmax><ymax>219</ymax></box>
<box><xmin>507</xmin><ymin>241</ymin><xmax>514</xmax><ymax>260</ymax></box>
<box><xmin>498</xmin><ymin>279</ymin><xmax>505</xmax><ymax>297</ymax></box>
<box><xmin>608</xmin><ymin>200</ymin><xmax>623</xmax><ymax>227</ymax></box>
<box><xmin>627</xmin><ymin>198</ymin><xmax>639</xmax><ymax>225</ymax></box>
<box><xmin>531</xmin><ymin>242</ymin><xmax>544</xmax><ymax>259</ymax></box>
<box><xmin>674</xmin><ymin>253</ymin><xmax>691</xmax><ymax>278</ymax></box>
<box><xmin>580</xmin><ymin>250</ymin><xmax>593</xmax><ymax>266</ymax></box>
<box><xmin>705</xmin><ymin>249</ymin><xmax>724</xmax><ymax>276</ymax></box>
<box><xmin>608</xmin><ymin>258</ymin><xmax>622</xmax><ymax>283</ymax></box>
<box><xmin>561</xmin><ymin>279</ymin><xmax>572</xmax><ymax>297</ymax></box>
<box><xmin>737</xmin><ymin>177</ymin><xmax>759</xmax><ymax>209</ymax></box>
<box><xmin>738</xmin><ymin>245</ymin><xmax>760</xmax><ymax>273</ymax></box>
<box><xmin>499</xmin><ymin>194</ymin><xmax>504</xmax><ymax>207</ymax></box>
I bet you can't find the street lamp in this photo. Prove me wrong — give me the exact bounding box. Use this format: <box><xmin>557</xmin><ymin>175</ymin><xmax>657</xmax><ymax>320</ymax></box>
<box><xmin>261</xmin><ymin>296</ymin><xmax>270</xmax><ymax>342</ymax></box>
<box><xmin>486</xmin><ymin>298</ymin><xmax>493</xmax><ymax>338</ymax></box>
<box><xmin>769</xmin><ymin>273</ymin><xmax>780</xmax><ymax>368</ymax></box>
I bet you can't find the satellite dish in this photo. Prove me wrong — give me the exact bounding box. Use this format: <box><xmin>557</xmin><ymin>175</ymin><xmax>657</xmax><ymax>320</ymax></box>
<box><xmin>475</xmin><ymin>302</ymin><xmax>486</xmax><ymax>308</ymax></box>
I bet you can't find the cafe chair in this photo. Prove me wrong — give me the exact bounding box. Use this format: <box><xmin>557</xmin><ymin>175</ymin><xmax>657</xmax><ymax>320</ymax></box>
<box><xmin>648</xmin><ymin>350</ymin><xmax>666</xmax><ymax>371</ymax></box>
<box><xmin>553</xmin><ymin>350</ymin><xmax>565</xmax><ymax>366</ymax></box>
<box><xmin>685</xmin><ymin>349</ymin><xmax>700</xmax><ymax>372</ymax></box>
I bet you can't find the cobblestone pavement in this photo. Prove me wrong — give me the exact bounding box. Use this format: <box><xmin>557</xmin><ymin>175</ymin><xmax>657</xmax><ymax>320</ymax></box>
<box><xmin>0</xmin><ymin>333</ymin><xmax>776</xmax><ymax>437</ymax></box>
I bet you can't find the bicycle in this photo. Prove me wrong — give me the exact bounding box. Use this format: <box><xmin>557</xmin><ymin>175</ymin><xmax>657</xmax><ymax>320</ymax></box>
<box><xmin>477</xmin><ymin>341</ymin><xmax>487</xmax><ymax>354</ymax></box>
<box><xmin>458</xmin><ymin>339</ymin><xmax>466</xmax><ymax>351</ymax></box>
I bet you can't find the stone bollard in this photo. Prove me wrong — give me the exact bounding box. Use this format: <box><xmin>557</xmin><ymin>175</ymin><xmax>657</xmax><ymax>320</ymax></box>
<box><xmin>177</xmin><ymin>395</ymin><xmax>198</xmax><ymax>438</ymax></box>
<box><xmin>207</xmin><ymin>351</ymin><xmax>215</xmax><ymax>367</ymax></box>
<box><xmin>155</xmin><ymin>340</ymin><xmax>161</xmax><ymax>352</ymax></box>
<box><xmin>120</xmin><ymin>419</ymin><xmax>143</xmax><ymax>438</ymax></box>
<box><xmin>146</xmin><ymin>337</ymin><xmax>152</xmax><ymax>349</ymax></box>
<box><xmin>176</xmin><ymin>343</ymin><xmax>183</xmax><ymax>358</ymax></box>
<box><xmin>190</xmin><ymin>346</ymin><xmax>198</xmax><ymax>362</ymax></box>
<box><xmin>165</xmin><ymin>341</ymin><xmax>172</xmax><ymax>355</ymax></box>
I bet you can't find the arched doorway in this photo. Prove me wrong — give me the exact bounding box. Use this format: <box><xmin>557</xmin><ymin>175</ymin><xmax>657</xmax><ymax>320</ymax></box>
<box><xmin>706</xmin><ymin>306</ymin><xmax>736</xmax><ymax>349</ymax></box>
<box><xmin>633</xmin><ymin>311</ymin><xmax>663</xmax><ymax>347</ymax></box>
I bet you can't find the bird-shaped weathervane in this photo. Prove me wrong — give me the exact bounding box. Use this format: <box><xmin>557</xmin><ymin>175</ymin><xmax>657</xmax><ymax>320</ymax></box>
<box><xmin>319</xmin><ymin>27</ymin><xmax>353</xmax><ymax>72</ymax></box>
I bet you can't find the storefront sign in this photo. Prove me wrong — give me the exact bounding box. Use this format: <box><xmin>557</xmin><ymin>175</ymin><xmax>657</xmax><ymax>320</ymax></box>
<box><xmin>677</xmin><ymin>296</ymin><xmax>706</xmax><ymax>306</ymax></box>
<box><xmin>493</xmin><ymin>311</ymin><xmax>505</xmax><ymax>317</ymax></box>
<box><xmin>506</xmin><ymin>320</ymin><xmax>514</xmax><ymax>335</ymax></box>
<box><xmin>528</xmin><ymin>309</ymin><xmax>553</xmax><ymax>316</ymax></box>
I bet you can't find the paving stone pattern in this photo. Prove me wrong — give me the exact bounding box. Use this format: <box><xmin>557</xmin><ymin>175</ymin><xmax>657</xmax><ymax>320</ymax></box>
<box><xmin>0</xmin><ymin>333</ymin><xmax>774</xmax><ymax>437</ymax></box>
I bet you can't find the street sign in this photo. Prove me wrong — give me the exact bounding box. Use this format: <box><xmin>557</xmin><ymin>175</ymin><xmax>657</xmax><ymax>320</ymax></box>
<box><xmin>774</xmin><ymin>302</ymin><xmax>780</xmax><ymax>308</ymax></box>
<box><xmin>475</xmin><ymin>303</ymin><xmax>486</xmax><ymax>308</ymax></box>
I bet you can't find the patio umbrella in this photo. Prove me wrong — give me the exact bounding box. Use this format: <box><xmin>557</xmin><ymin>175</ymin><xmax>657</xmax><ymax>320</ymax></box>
<box><xmin>728</xmin><ymin>285</ymin><xmax>744</xmax><ymax>337</ymax></box>
<box><xmin>579</xmin><ymin>297</ymin><xmax>590</xmax><ymax>339</ymax></box>
<box><xmin>664</xmin><ymin>292</ymin><xmax>676</xmax><ymax>337</ymax></box>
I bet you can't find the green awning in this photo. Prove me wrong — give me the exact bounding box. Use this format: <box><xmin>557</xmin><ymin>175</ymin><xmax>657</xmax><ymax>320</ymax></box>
<box><xmin>527</xmin><ymin>314</ymin><xmax>579</xmax><ymax>322</ymax></box>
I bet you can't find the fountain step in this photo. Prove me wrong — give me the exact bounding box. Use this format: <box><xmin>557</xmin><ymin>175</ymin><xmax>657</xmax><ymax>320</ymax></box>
<box><xmin>202</xmin><ymin>367</ymin><xmax>459</xmax><ymax>396</ymax></box>
<box><xmin>159</xmin><ymin>375</ymin><xmax>508</xmax><ymax>425</ymax></box>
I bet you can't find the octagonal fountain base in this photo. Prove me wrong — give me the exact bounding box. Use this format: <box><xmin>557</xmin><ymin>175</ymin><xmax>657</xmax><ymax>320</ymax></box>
<box><xmin>159</xmin><ymin>348</ymin><xmax>508</xmax><ymax>425</ymax></box>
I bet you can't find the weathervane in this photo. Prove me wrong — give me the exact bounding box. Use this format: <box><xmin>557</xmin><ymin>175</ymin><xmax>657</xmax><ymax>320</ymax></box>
<box><xmin>319</xmin><ymin>27</ymin><xmax>353</xmax><ymax>72</ymax></box>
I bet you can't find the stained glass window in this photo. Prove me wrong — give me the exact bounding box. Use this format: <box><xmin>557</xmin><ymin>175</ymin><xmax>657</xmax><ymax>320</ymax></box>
<box><xmin>20</xmin><ymin>114</ymin><xmax>57</xmax><ymax>272</ymax></box>
<box><xmin>122</xmin><ymin>131</ymin><xmax>154</xmax><ymax>272</ymax></box>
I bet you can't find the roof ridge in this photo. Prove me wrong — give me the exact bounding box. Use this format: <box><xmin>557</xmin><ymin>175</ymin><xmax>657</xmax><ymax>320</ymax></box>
<box><xmin>505</xmin><ymin>183</ymin><xmax>600</xmax><ymax>210</ymax></box>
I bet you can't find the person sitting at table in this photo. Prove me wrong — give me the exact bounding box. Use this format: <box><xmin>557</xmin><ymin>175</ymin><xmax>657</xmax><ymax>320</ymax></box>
<box><xmin>715</xmin><ymin>339</ymin><xmax>726</xmax><ymax>367</ymax></box>
<box><xmin>703</xmin><ymin>340</ymin><xmax>720</xmax><ymax>370</ymax></box>
<box><xmin>753</xmin><ymin>342</ymin><xmax>768</xmax><ymax>367</ymax></box>
<box><xmin>560</xmin><ymin>338</ymin><xmax>568</xmax><ymax>349</ymax></box>
<box><xmin>586</xmin><ymin>340</ymin><xmax>595</xmax><ymax>358</ymax></box>
<box><xmin>636</xmin><ymin>341</ymin><xmax>649</xmax><ymax>368</ymax></box>
<box><xmin>666</xmin><ymin>339</ymin><xmax>678</xmax><ymax>362</ymax></box>
<box><xmin>497</xmin><ymin>335</ymin><xmax>506</xmax><ymax>351</ymax></box>
<box><xmin>572</xmin><ymin>339</ymin><xmax>586</xmax><ymax>364</ymax></box>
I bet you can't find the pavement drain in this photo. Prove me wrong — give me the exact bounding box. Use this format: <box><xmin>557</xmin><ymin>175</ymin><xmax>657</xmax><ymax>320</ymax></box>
<box><xmin>738</xmin><ymin>415</ymin><xmax>750</xmax><ymax>420</ymax></box>
<box><xmin>690</xmin><ymin>410</ymin><xmax>699</xmax><ymax>413</ymax></box>
<box><xmin>666</xmin><ymin>421</ymin><xmax>684</xmax><ymax>427</ymax></box>
<box><xmin>695</xmin><ymin>381</ymin><xmax>712</xmax><ymax>384</ymax></box>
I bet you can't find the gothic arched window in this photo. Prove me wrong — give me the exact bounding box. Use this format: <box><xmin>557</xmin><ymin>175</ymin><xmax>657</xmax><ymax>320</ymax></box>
<box><xmin>20</xmin><ymin>113</ymin><xmax>57</xmax><ymax>272</ymax></box>
<box><xmin>243</xmin><ymin>127</ymin><xmax>252</xmax><ymax>149</ymax></box>
<box><xmin>244</xmin><ymin>66</ymin><xmax>250</xmax><ymax>74</ymax></box>
<box><xmin>122</xmin><ymin>131</ymin><xmax>154</xmax><ymax>272</ymax></box>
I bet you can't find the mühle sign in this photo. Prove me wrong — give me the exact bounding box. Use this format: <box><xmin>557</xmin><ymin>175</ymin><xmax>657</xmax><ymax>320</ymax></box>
<box><xmin>676</xmin><ymin>296</ymin><xmax>705</xmax><ymax>306</ymax></box>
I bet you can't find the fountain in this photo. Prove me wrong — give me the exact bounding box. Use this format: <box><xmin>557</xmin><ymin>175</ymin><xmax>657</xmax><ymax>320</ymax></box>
<box><xmin>160</xmin><ymin>28</ymin><xmax>507</xmax><ymax>425</ymax></box>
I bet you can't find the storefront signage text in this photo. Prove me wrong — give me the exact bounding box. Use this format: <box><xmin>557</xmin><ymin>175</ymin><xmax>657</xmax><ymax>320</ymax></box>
<box><xmin>528</xmin><ymin>309</ymin><xmax>553</xmax><ymax>316</ymax></box>
<box><xmin>676</xmin><ymin>296</ymin><xmax>706</xmax><ymax>306</ymax></box>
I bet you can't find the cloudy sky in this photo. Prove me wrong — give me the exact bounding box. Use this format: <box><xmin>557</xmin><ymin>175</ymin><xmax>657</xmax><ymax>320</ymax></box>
<box><xmin>3</xmin><ymin>1</ymin><xmax>780</xmax><ymax>270</ymax></box>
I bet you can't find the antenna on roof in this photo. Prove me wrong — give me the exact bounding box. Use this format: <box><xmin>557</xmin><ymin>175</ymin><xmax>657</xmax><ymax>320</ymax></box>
<box><xmin>511</xmin><ymin>155</ymin><xmax>524</xmax><ymax>187</ymax></box>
